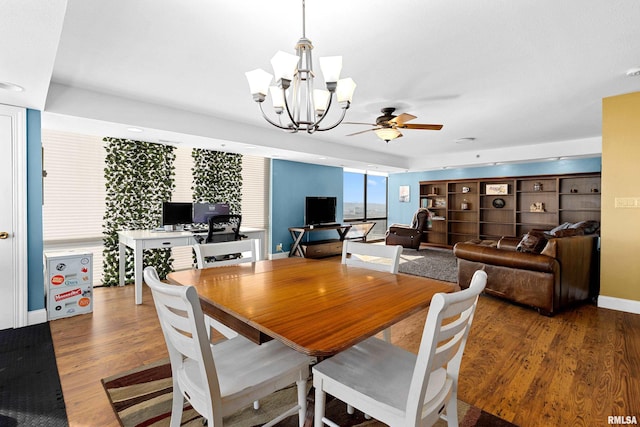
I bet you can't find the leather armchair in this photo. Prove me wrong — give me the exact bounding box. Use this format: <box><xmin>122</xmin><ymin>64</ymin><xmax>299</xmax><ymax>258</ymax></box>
<box><xmin>385</xmin><ymin>208</ymin><xmax>431</xmax><ymax>250</ymax></box>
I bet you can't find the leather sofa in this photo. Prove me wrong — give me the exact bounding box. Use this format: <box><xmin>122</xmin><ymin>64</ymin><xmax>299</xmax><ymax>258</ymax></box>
<box><xmin>453</xmin><ymin>233</ymin><xmax>599</xmax><ymax>315</ymax></box>
<box><xmin>385</xmin><ymin>208</ymin><xmax>431</xmax><ymax>250</ymax></box>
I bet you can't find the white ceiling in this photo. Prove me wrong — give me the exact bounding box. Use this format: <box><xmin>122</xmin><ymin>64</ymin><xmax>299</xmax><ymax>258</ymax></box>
<box><xmin>2</xmin><ymin>0</ymin><xmax>640</xmax><ymax>173</ymax></box>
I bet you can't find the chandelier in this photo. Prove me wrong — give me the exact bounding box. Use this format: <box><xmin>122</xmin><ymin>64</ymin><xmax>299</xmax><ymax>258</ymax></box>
<box><xmin>245</xmin><ymin>0</ymin><xmax>356</xmax><ymax>134</ymax></box>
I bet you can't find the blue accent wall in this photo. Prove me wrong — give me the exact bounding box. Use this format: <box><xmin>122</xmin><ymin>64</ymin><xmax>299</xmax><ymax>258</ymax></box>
<box><xmin>26</xmin><ymin>109</ymin><xmax>44</xmax><ymax>311</ymax></box>
<box><xmin>270</xmin><ymin>160</ymin><xmax>344</xmax><ymax>253</ymax></box>
<box><xmin>388</xmin><ymin>158</ymin><xmax>602</xmax><ymax>226</ymax></box>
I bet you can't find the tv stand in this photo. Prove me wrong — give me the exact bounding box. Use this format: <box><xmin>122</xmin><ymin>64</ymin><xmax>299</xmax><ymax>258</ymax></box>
<box><xmin>288</xmin><ymin>224</ymin><xmax>352</xmax><ymax>258</ymax></box>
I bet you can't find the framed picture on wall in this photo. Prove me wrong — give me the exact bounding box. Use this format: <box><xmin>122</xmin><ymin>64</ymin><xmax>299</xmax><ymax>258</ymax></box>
<box><xmin>399</xmin><ymin>185</ymin><xmax>410</xmax><ymax>202</ymax></box>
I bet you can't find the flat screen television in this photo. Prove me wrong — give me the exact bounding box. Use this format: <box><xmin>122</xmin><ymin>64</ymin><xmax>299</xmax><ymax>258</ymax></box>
<box><xmin>192</xmin><ymin>202</ymin><xmax>230</xmax><ymax>224</ymax></box>
<box><xmin>161</xmin><ymin>202</ymin><xmax>193</xmax><ymax>226</ymax></box>
<box><xmin>305</xmin><ymin>196</ymin><xmax>337</xmax><ymax>226</ymax></box>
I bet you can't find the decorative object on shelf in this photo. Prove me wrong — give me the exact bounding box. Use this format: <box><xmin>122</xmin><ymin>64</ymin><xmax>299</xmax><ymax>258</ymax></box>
<box><xmin>486</xmin><ymin>183</ymin><xmax>508</xmax><ymax>195</ymax></box>
<box><xmin>571</xmin><ymin>188</ymin><xmax>579</xmax><ymax>193</ymax></box>
<box><xmin>245</xmin><ymin>0</ymin><xmax>356</xmax><ymax>134</ymax></box>
<box><xmin>434</xmin><ymin>197</ymin><xmax>446</xmax><ymax>208</ymax></box>
<box><xmin>533</xmin><ymin>182</ymin><xmax>543</xmax><ymax>191</ymax></box>
<box><xmin>462</xmin><ymin>186</ymin><xmax>471</xmax><ymax>193</ymax></box>
<box><xmin>431</xmin><ymin>186</ymin><xmax>439</xmax><ymax>195</ymax></box>
<box><xmin>399</xmin><ymin>185</ymin><xmax>410</xmax><ymax>202</ymax></box>
<box><xmin>492</xmin><ymin>198</ymin><xmax>506</xmax><ymax>209</ymax></box>
<box><xmin>461</xmin><ymin>199</ymin><xmax>470</xmax><ymax>210</ymax></box>
<box><xmin>591</xmin><ymin>188</ymin><xmax>599</xmax><ymax>193</ymax></box>
<box><xmin>530</xmin><ymin>202</ymin><xmax>545</xmax><ymax>212</ymax></box>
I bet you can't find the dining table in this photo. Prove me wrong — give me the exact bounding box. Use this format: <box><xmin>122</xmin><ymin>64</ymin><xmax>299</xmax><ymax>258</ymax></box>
<box><xmin>166</xmin><ymin>257</ymin><xmax>456</xmax><ymax>358</ymax></box>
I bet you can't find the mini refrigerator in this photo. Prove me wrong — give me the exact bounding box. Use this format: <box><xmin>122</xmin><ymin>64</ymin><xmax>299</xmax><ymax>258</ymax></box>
<box><xmin>44</xmin><ymin>251</ymin><xmax>93</xmax><ymax>320</ymax></box>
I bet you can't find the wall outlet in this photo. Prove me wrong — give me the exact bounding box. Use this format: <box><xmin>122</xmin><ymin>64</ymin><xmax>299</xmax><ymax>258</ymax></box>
<box><xmin>276</xmin><ymin>243</ymin><xmax>283</xmax><ymax>252</ymax></box>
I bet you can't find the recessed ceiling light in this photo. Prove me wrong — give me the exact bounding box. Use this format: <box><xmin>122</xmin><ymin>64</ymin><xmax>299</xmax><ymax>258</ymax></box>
<box><xmin>0</xmin><ymin>81</ymin><xmax>25</xmax><ymax>92</ymax></box>
<box><xmin>127</xmin><ymin>127</ymin><xmax>143</xmax><ymax>133</ymax></box>
<box><xmin>245</xmin><ymin>145</ymin><xmax>256</xmax><ymax>149</ymax></box>
<box><xmin>626</xmin><ymin>67</ymin><xmax>640</xmax><ymax>77</ymax></box>
<box><xmin>455</xmin><ymin>137</ymin><xmax>476</xmax><ymax>144</ymax></box>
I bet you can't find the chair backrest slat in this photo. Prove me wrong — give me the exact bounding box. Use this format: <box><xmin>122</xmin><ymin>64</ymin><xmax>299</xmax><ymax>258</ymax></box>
<box><xmin>341</xmin><ymin>241</ymin><xmax>403</xmax><ymax>274</ymax></box>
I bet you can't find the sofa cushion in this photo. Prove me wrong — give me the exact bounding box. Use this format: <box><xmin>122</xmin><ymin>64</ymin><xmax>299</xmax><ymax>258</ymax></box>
<box><xmin>516</xmin><ymin>231</ymin><xmax>548</xmax><ymax>253</ymax></box>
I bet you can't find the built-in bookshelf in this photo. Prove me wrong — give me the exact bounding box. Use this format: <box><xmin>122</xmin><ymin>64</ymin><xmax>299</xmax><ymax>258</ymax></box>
<box><xmin>418</xmin><ymin>173</ymin><xmax>601</xmax><ymax>247</ymax></box>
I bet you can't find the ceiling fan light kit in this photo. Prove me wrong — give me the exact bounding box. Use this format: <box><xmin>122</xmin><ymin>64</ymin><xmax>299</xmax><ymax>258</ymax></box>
<box><xmin>245</xmin><ymin>0</ymin><xmax>356</xmax><ymax>134</ymax></box>
<box><xmin>375</xmin><ymin>127</ymin><xmax>402</xmax><ymax>142</ymax></box>
<box><xmin>346</xmin><ymin>107</ymin><xmax>444</xmax><ymax>142</ymax></box>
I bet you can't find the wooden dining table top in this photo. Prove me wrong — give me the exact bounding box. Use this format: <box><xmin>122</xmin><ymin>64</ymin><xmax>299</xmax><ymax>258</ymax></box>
<box><xmin>166</xmin><ymin>257</ymin><xmax>456</xmax><ymax>357</ymax></box>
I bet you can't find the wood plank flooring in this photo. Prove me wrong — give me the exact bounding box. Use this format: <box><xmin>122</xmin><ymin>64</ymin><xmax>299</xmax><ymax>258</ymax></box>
<box><xmin>50</xmin><ymin>281</ymin><xmax>640</xmax><ymax>427</ymax></box>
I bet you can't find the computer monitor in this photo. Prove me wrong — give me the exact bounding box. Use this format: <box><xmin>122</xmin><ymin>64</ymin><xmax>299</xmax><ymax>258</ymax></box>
<box><xmin>161</xmin><ymin>202</ymin><xmax>193</xmax><ymax>226</ymax></box>
<box><xmin>192</xmin><ymin>202</ymin><xmax>230</xmax><ymax>224</ymax></box>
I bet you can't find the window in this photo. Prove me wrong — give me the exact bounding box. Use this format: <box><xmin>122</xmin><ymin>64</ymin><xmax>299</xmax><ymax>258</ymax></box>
<box><xmin>343</xmin><ymin>170</ymin><xmax>388</xmax><ymax>240</ymax></box>
<box><xmin>42</xmin><ymin>130</ymin><xmax>269</xmax><ymax>284</ymax></box>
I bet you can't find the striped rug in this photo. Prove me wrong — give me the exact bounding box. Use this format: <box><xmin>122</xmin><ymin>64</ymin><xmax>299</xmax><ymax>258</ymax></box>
<box><xmin>102</xmin><ymin>358</ymin><xmax>516</xmax><ymax>427</ymax></box>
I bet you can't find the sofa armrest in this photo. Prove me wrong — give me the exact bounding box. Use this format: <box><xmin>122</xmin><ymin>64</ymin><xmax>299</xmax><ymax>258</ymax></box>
<box><xmin>453</xmin><ymin>242</ymin><xmax>557</xmax><ymax>273</ymax></box>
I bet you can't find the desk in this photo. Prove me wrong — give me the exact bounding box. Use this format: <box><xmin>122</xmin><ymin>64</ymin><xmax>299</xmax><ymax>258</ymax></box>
<box><xmin>167</xmin><ymin>257</ymin><xmax>455</xmax><ymax>357</ymax></box>
<box><xmin>118</xmin><ymin>227</ymin><xmax>265</xmax><ymax>304</ymax></box>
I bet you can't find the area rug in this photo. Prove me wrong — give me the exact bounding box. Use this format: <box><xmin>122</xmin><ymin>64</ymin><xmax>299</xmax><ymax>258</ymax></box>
<box><xmin>398</xmin><ymin>247</ymin><xmax>458</xmax><ymax>283</ymax></box>
<box><xmin>102</xmin><ymin>359</ymin><xmax>516</xmax><ymax>427</ymax></box>
<box><xmin>0</xmin><ymin>323</ymin><xmax>68</xmax><ymax>427</ymax></box>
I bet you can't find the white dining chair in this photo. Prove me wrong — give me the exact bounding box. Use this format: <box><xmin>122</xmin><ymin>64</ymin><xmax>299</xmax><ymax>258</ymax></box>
<box><xmin>342</xmin><ymin>240</ymin><xmax>403</xmax><ymax>343</ymax></box>
<box><xmin>341</xmin><ymin>240</ymin><xmax>403</xmax><ymax>274</ymax></box>
<box><xmin>193</xmin><ymin>239</ymin><xmax>258</xmax><ymax>341</ymax></box>
<box><xmin>193</xmin><ymin>238</ymin><xmax>258</xmax><ymax>269</ymax></box>
<box><xmin>144</xmin><ymin>266</ymin><xmax>310</xmax><ymax>427</ymax></box>
<box><xmin>312</xmin><ymin>269</ymin><xmax>487</xmax><ymax>427</ymax></box>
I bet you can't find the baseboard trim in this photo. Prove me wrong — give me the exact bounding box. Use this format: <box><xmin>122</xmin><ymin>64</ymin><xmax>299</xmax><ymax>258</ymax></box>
<box><xmin>597</xmin><ymin>295</ymin><xmax>640</xmax><ymax>315</ymax></box>
<box><xmin>27</xmin><ymin>309</ymin><xmax>48</xmax><ymax>325</ymax></box>
<box><xmin>269</xmin><ymin>252</ymin><xmax>290</xmax><ymax>260</ymax></box>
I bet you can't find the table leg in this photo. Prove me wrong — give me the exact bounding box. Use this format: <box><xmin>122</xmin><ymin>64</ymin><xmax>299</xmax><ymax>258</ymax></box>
<box><xmin>289</xmin><ymin>230</ymin><xmax>306</xmax><ymax>257</ymax></box>
<box><xmin>134</xmin><ymin>244</ymin><xmax>143</xmax><ymax>305</ymax></box>
<box><xmin>118</xmin><ymin>241</ymin><xmax>126</xmax><ymax>287</ymax></box>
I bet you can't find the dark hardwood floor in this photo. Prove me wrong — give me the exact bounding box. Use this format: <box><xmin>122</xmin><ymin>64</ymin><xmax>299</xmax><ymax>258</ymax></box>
<box><xmin>50</xmin><ymin>279</ymin><xmax>640</xmax><ymax>427</ymax></box>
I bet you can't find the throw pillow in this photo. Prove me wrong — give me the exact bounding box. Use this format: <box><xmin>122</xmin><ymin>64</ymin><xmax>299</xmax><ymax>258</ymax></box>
<box><xmin>553</xmin><ymin>228</ymin><xmax>584</xmax><ymax>238</ymax></box>
<box><xmin>516</xmin><ymin>231</ymin><xmax>548</xmax><ymax>254</ymax></box>
<box><xmin>569</xmin><ymin>220</ymin><xmax>600</xmax><ymax>234</ymax></box>
<box><xmin>547</xmin><ymin>222</ymin><xmax>572</xmax><ymax>236</ymax></box>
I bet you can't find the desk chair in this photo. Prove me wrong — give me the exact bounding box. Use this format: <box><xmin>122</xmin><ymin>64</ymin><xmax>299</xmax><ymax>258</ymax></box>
<box><xmin>144</xmin><ymin>266</ymin><xmax>310</xmax><ymax>427</ymax></box>
<box><xmin>342</xmin><ymin>241</ymin><xmax>403</xmax><ymax>343</ymax></box>
<box><xmin>313</xmin><ymin>270</ymin><xmax>487</xmax><ymax>427</ymax></box>
<box><xmin>206</xmin><ymin>214</ymin><xmax>243</xmax><ymax>243</ymax></box>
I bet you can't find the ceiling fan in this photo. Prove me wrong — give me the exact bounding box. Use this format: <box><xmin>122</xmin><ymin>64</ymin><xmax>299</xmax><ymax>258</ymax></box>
<box><xmin>345</xmin><ymin>107</ymin><xmax>443</xmax><ymax>142</ymax></box>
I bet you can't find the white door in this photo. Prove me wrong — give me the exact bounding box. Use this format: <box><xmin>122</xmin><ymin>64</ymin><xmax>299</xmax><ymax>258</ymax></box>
<box><xmin>0</xmin><ymin>105</ymin><xmax>27</xmax><ymax>330</ymax></box>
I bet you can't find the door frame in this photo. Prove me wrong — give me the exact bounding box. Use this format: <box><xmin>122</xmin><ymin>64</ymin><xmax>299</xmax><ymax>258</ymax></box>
<box><xmin>1</xmin><ymin>104</ymin><xmax>28</xmax><ymax>328</ymax></box>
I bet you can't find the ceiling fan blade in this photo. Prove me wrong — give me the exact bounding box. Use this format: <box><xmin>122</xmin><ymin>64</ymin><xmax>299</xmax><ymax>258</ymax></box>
<box><xmin>343</xmin><ymin>121</ymin><xmax>377</xmax><ymax>126</ymax></box>
<box><xmin>389</xmin><ymin>113</ymin><xmax>417</xmax><ymax>125</ymax></box>
<box><xmin>399</xmin><ymin>123</ymin><xmax>444</xmax><ymax>130</ymax></box>
<box><xmin>346</xmin><ymin>128</ymin><xmax>378</xmax><ymax>136</ymax></box>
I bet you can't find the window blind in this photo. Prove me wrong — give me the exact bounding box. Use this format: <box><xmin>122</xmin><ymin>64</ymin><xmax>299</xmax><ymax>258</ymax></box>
<box><xmin>42</xmin><ymin>131</ymin><xmax>271</xmax><ymax>282</ymax></box>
